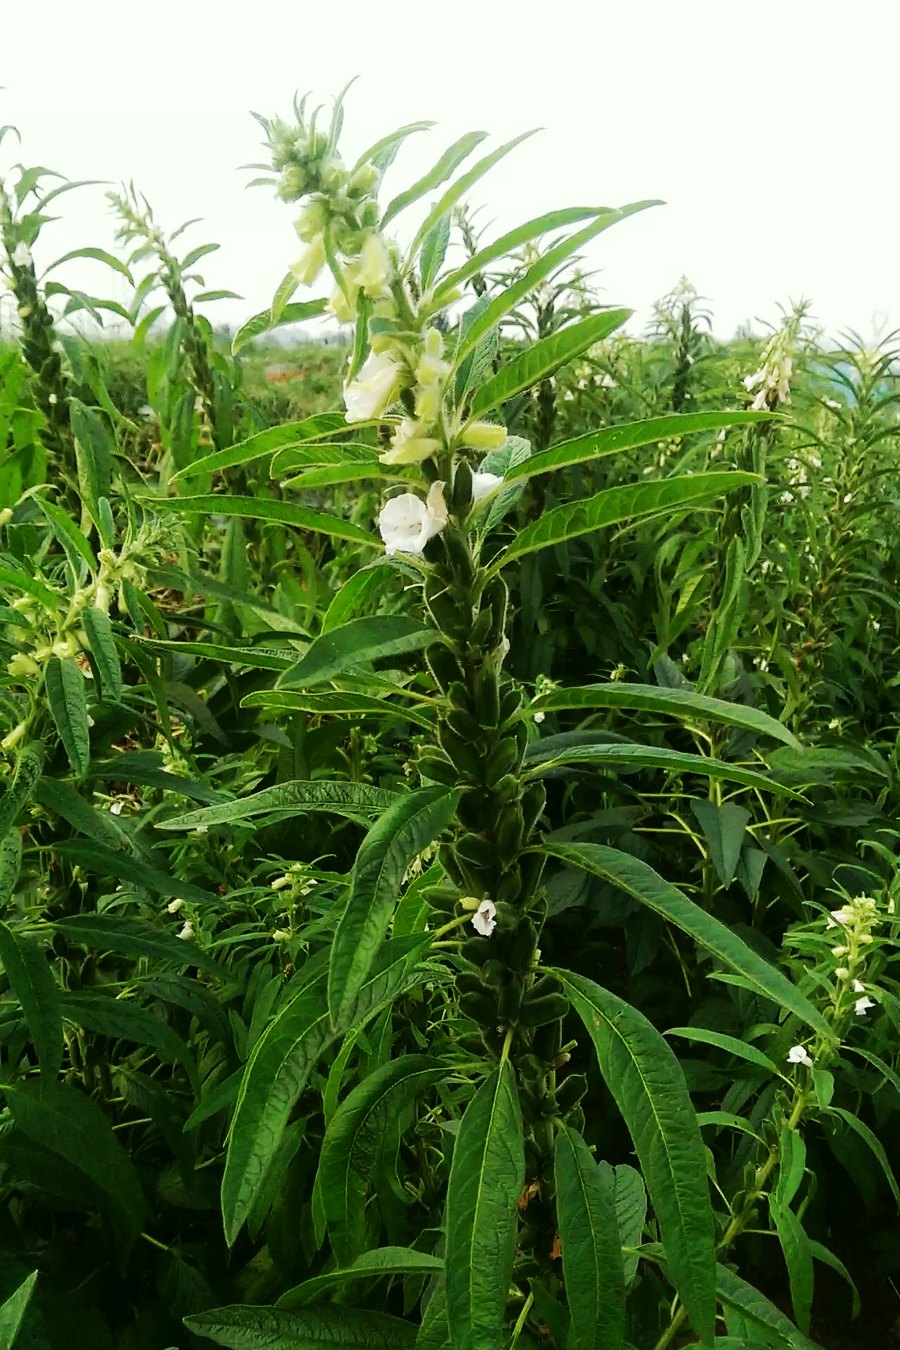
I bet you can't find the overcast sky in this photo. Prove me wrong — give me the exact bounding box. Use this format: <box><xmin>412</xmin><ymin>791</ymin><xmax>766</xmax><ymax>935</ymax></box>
<box><xmin>4</xmin><ymin>0</ymin><xmax>898</xmax><ymax>346</ymax></box>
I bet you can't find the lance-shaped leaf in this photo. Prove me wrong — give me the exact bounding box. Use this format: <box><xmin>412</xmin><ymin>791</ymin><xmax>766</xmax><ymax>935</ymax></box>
<box><xmin>242</xmin><ymin>690</ymin><xmax>436</xmax><ymax>732</ymax></box>
<box><xmin>138</xmin><ymin>495</ymin><xmax>379</xmax><ymax>549</ymax></box>
<box><xmin>553</xmin><ymin>971</ymin><xmax>716</xmax><ymax>1347</ymax></box>
<box><xmin>544</xmin><ymin>844</ymin><xmax>830</xmax><ymax>1037</ymax></box>
<box><xmin>445</xmin><ymin>1060</ymin><xmax>524</xmax><ymax>1350</ymax></box>
<box><xmin>382</xmin><ymin>130</ymin><xmax>488</xmax><ymax>227</ymax></box>
<box><xmin>51</xmin><ymin>912</ymin><xmax>224</xmax><ymax>975</ymax></box>
<box><xmin>554</xmin><ymin>1123</ymin><xmax>626</xmax><ymax>1350</ymax></box>
<box><xmin>80</xmin><ymin>606</ymin><xmax>122</xmax><ymax>702</ymax></box>
<box><xmin>328</xmin><ymin>787</ymin><xmax>460</xmax><ymax>1028</ymax></box>
<box><xmin>44</xmin><ymin>656</ymin><xmax>91</xmax><ymax>777</ymax></box>
<box><xmin>317</xmin><ymin>1056</ymin><xmax>447</xmax><ymax>1265</ymax></box>
<box><xmin>453</xmin><ymin>201</ymin><xmax>659</xmax><ymax>362</ymax></box>
<box><xmin>231</xmin><ymin>298</ymin><xmax>329</xmax><ymax>354</ymax></box>
<box><xmin>0</xmin><ymin>744</ymin><xmax>44</xmax><ymax>838</ymax></box>
<box><xmin>353</xmin><ymin>119</ymin><xmax>435</xmax><ymax>175</ymax></box>
<box><xmin>525</xmin><ymin>740</ymin><xmax>796</xmax><ymax>798</ymax></box>
<box><xmin>769</xmin><ymin>1195</ymin><xmax>814</xmax><ymax>1335</ymax></box>
<box><xmin>492</xmin><ymin>472</ymin><xmax>760</xmax><ymax>570</ymax></box>
<box><xmin>58</xmin><ymin>992</ymin><xmax>198</xmax><ymax>1090</ymax></box>
<box><xmin>0</xmin><ymin>1270</ymin><xmax>38</xmax><ymax>1347</ymax></box>
<box><xmin>158</xmin><ymin>779</ymin><xmax>399</xmax><ymax>832</ymax></box>
<box><xmin>278</xmin><ymin>1248</ymin><xmax>444</xmax><ymax>1310</ymax></box>
<box><xmin>278</xmin><ymin>616</ymin><xmax>435</xmax><ymax>690</ymax></box>
<box><xmin>36</xmin><ymin>497</ymin><xmax>97</xmax><ymax>573</ymax></box>
<box><xmin>52</xmin><ymin>841</ymin><xmax>219</xmax><ymax>907</ymax></box>
<box><xmin>0</xmin><ymin>922</ymin><xmax>64</xmax><ymax>1081</ymax></box>
<box><xmin>468</xmin><ymin>309</ymin><xmax>631</xmax><ymax>417</ymax></box>
<box><xmin>69</xmin><ymin>398</ymin><xmax>112</xmax><ymax>523</ymax></box>
<box><xmin>222</xmin><ymin>937</ymin><xmax>429</xmax><ymax>1246</ymax></box>
<box><xmin>409</xmin><ymin>131</ymin><xmax>538</xmax><ymax>258</ymax></box>
<box><xmin>529</xmin><ymin>681</ymin><xmax>800</xmax><ymax>749</ymax></box>
<box><xmin>184</xmin><ymin>1304</ymin><xmax>419</xmax><ymax>1348</ymax></box>
<box><xmin>169</xmin><ymin>411</ymin><xmax>354</xmax><ymax>480</ymax></box>
<box><xmin>665</xmin><ymin>1028</ymin><xmax>778</xmax><ymax>1075</ymax></box>
<box><xmin>692</xmin><ymin>799</ymin><xmax>750</xmax><ymax>889</ymax></box>
<box><xmin>271</xmin><ymin>441</ymin><xmax>388</xmax><ymax>476</ymax></box>
<box><xmin>135</xmin><ymin>637</ymin><xmax>293</xmax><ymax>672</ymax></box>
<box><xmin>435</xmin><ymin>206</ymin><xmax>611</xmax><ymax>300</ymax></box>
<box><xmin>716</xmin><ymin>1264</ymin><xmax>824</xmax><ymax>1350</ymax></box>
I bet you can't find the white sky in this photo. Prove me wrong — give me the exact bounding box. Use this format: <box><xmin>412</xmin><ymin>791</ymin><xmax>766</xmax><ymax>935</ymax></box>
<box><xmin>4</xmin><ymin>0</ymin><xmax>899</xmax><ymax>345</ymax></box>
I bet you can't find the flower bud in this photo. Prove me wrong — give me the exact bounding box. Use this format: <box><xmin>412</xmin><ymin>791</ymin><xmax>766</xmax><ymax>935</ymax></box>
<box><xmin>348</xmin><ymin>161</ymin><xmax>379</xmax><ymax>197</ymax></box>
<box><xmin>379</xmin><ymin>418</ymin><xmax>441</xmax><ymax>466</ymax></box>
<box><xmin>290</xmin><ymin>233</ymin><xmax>327</xmax><ymax>287</ymax></box>
<box><xmin>343</xmin><ymin>349</ymin><xmax>405</xmax><ymax>422</ymax></box>
<box><xmin>355</xmin><ymin>232</ymin><xmax>393</xmax><ymax>298</ymax></box>
<box><xmin>461</xmin><ymin>421</ymin><xmax>507</xmax><ymax>450</ymax></box>
<box><xmin>294</xmin><ymin>200</ymin><xmax>329</xmax><ymax>242</ymax></box>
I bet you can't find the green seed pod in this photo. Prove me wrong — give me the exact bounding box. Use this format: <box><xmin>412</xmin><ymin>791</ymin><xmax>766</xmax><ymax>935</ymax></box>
<box><xmin>533</xmin><ymin>1018</ymin><xmax>562</xmax><ymax>1062</ymax></box>
<box><xmin>456</xmin><ymin>971</ymin><xmax>486</xmax><ymax>997</ymax></box>
<box><xmin>447</xmin><ymin>707</ymin><xmax>481</xmax><ymax>741</ymax></box>
<box><xmin>451</xmin><ymin>458</ymin><xmax>474</xmax><ymax>514</ymax></box>
<box><xmin>514</xmin><ymin>1258</ymin><xmax>541</xmax><ymax>1280</ymax></box>
<box><xmin>457</xmin><ymin>790</ymin><xmax>489</xmax><ymax>830</ymax></box>
<box><xmin>443</xmin><ymin>529</ymin><xmax>476</xmax><ymax>586</ymax></box>
<box><xmin>495</xmin><ymin>868</ymin><xmax>523</xmax><ymax>906</ymax></box>
<box><xmin>519</xmin><ymin>1056</ymin><xmax>544</xmax><ymax>1085</ymax></box>
<box><xmin>475</xmin><ymin>667</ymin><xmax>501</xmax><ymax>727</ymax></box>
<box><xmin>519</xmin><ymin>853</ymin><xmax>546</xmax><ymax>904</ymax></box>
<box><xmin>455</xmin><ymin>833</ymin><xmax>496</xmax><ymax>870</ymax></box>
<box><xmin>456</xmin><ymin>1032</ymin><xmax>485</xmax><ymax>1056</ymax></box>
<box><xmin>417</xmin><ymin>754</ymin><xmax>459</xmax><ymax>787</ymax></box>
<box><xmin>423</xmin><ymin>885</ymin><xmax>462</xmax><ymax>915</ymax></box>
<box><xmin>508</xmin><ymin>918</ymin><xmax>538</xmax><ymax>972</ymax></box>
<box><xmin>437</xmin><ymin>725</ymin><xmax>483</xmax><ymax>779</ymax></box>
<box><xmin>426</xmin><ymin>643</ymin><xmax>462</xmax><ymax>693</ymax></box>
<box><xmin>461</xmin><ymin>935</ymin><xmax>494</xmax><ymax>965</ymax></box>
<box><xmin>459</xmin><ymin>992</ymin><xmax>498</xmax><ymax>1027</ymax></box>
<box><xmin>425</xmin><ymin>591</ymin><xmax>465</xmax><ymax>639</ymax></box>
<box><xmin>565</xmin><ymin>1106</ymin><xmax>586</xmax><ymax>1134</ymax></box>
<box><xmin>438</xmin><ymin>843</ymin><xmax>465</xmax><ymax>889</ymax></box>
<box><xmin>492</xmin><ymin>773</ymin><xmax>520</xmax><ymax>806</ymax></box>
<box><xmin>446</xmin><ymin>680</ymin><xmax>476</xmax><ymax>713</ymax></box>
<box><xmin>520</xmin><ymin>994</ymin><xmax>570</xmax><ymax>1028</ymax></box>
<box><xmin>529</xmin><ymin>975</ymin><xmax>563</xmax><ymax>1000</ymax></box>
<box><xmin>481</xmin><ymin>1026</ymin><xmax>506</xmax><ymax>1059</ymax></box>
<box><xmin>498</xmin><ymin>976</ymin><xmax>524</xmax><ymax>1022</ymax></box>
<box><xmin>496</xmin><ymin>807</ymin><xmax>525</xmax><ymax>868</ymax></box>
<box><xmin>511</xmin><ymin>721</ymin><xmax>529</xmax><ymax>761</ymax></box>
<box><xmin>499</xmin><ymin>684</ymin><xmax>524</xmax><ymax>724</ymax></box>
<box><xmin>467</xmin><ymin>606</ymin><xmax>494</xmax><ymax>651</ymax></box>
<box><xmin>521</xmin><ymin>782</ymin><xmax>547</xmax><ymax>838</ymax></box>
<box><xmin>485</xmin><ymin>737</ymin><xmax>518</xmax><ymax>787</ymax></box>
<box><xmin>483</xmin><ymin>576</ymin><xmax>509</xmax><ymax>647</ymax></box>
<box><xmin>555</xmin><ymin>1073</ymin><xmax>588</xmax><ymax>1115</ymax></box>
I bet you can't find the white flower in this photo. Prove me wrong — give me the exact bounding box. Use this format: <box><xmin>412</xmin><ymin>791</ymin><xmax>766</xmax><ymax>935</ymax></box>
<box><xmin>379</xmin><ymin>417</ymin><xmax>441</xmax><ymax>466</ymax></box>
<box><xmin>290</xmin><ymin>232</ymin><xmax>326</xmax><ymax>286</ymax></box>
<box><xmin>11</xmin><ymin>241</ymin><xmax>31</xmax><ymax>268</ymax></box>
<box><xmin>471</xmin><ymin>899</ymin><xmax>497</xmax><ymax>937</ymax></box>
<box><xmin>852</xmin><ymin>979</ymin><xmax>866</xmax><ymax>993</ymax></box>
<box><xmin>471</xmin><ymin>471</ymin><xmax>504</xmax><ymax>504</ymax></box>
<box><xmin>855</xmin><ymin>996</ymin><xmax>875</xmax><ymax>1016</ymax></box>
<box><xmin>787</xmin><ymin>1045</ymin><xmax>814</xmax><ymax>1068</ymax></box>
<box><xmin>167</xmin><ymin>898</ymin><xmax>185</xmax><ymax>913</ymax></box>
<box><xmin>461</xmin><ymin>421</ymin><xmax>507</xmax><ymax>451</ymax></box>
<box><xmin>377</xmin><ymin>482</ymin><xmax>448</xmax><ymax>556</ymax></box>
<box><xmin>344</xmin><ymin>349</ymin><xmax>404</xmax><ymax>423</ymax></box>
<box><xmin>177</xmin><ymin>920</ymin><xmax>195</xmax><ymax>941</ymax></box>
<box><xmin>272</xmin><ymin>929</ymin><xmax>291</xmax><ymax>942</ymax></box>
<box><xmin>355</xmin><ymin>232</ymin><xmax>392</xmax><ymax>297</ymax></box>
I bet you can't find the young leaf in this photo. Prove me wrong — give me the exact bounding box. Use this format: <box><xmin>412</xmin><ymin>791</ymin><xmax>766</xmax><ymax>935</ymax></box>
<box><xmin>278</xmin><ymin>616</ymin><xmax>436</xmax><ymax>690</ymax></box>
<box><xmin>769</xmin><ymin>1195</ymin><xmax>814</xmax><ymax>1334</ymax></box>
<box><xmin>0</xmin><ymin>744</ymin><xmax>45</xmax><ymax>841</ymax></box>
<box><xmin>317</xmin><ymin>1056</ymin><xmax>447</xmax><ymax>1265</ymax></box>
<box><xmin>409</xmin><ymin>131</ymin><xmax>538</xmax><ymax>258</ymax></box>
<box><xmin>168</xmin><ymin>411</ymin><xmax>352</xmax><ymax>480</ymax></box>
<box><xmin>382</xmin><ymin>131</ymin><xmax>488</xmax><ymax>227</ymax></box>
<box><xmin>68</xmin><ymin>398</ymin><xmax>113</xmax><ymax>524</ymax></box>
<box><xmin>493</xmin><ymin>472</ymin><xmax>761</xmax><ymax>569</ymax></box>
<box><xmin>277</xmin><ymin>1248</ymin><xmax>444</xmax><ymax>1310</ymax></box>
<box><xmin>467</xmin><ymin>309</ymin><xmax>631</xmax><ymax>416</ymax></box>
<box><xmin>529</xmin><ymin>681</ymin><xmax>800</xmax><ymax>749</ymax></box>
<box><xmin>445</xmin><ymin>1060</ymin><xmax>524</xmax><ymax>1350</ymax></box>
<box><xmin>80</xmin><ymin>606</ymin><xmax>122</xmax><ymax>702</ymax></box>
<box><xmin>543</xmin><ymin>844</ymin><xmax>830</xmax><ymax>1037</ymax></box>
<box><xmin>525</xmin><ymin>740</ymin><xmax>795</xmax><ymax>797</ymax></box>
<box><xmin>0</xmin><ymin>922</ymin><xmax>64</xmax><ymax>1082</ymax></box>
<box><xmin>242</xmin><ymin>690</ymin><xmax>436</xmax><ymax>732</ymax></box>
<box><xmin>553</xmin><ymin>971</ymin><xmax>716</xmax><ymax>1348</ymax></box>
<box><xmin>184</xmin><ymin>1305</ymin><xmax>419</xmax><ymax>1348</ymax></box>
<box><xmin>353</xmin><ymin>120</ymin><xmax>435</xmax><ymax>175</ymax></box>
<box><xmin>44</xmin><ymin>656</ymin><xmax>91</xmax><ymax>777</ymax></box>
<box><xmin>139</xmin><ymin>494</ymin><xmax>379</xmax><ymax>549</ymax></box>
<box><xmin>51</xmin><ymin>841</ymin><xmax>219</xmax><ymax>908</ymax></box>
<box><xmin>825</xmin><ymin>1106</ymin><xmax>900</xmax><ymax>1206</ymax></box>
<box><xmin>435</xmin><ymin>206</ymin><xmax>612</xmax><ymax>300</ymax></box>
<box><xmin>664</xmin><ymin>1028</ymin><xmax>779</xmax><ymax>1075</ymax></box>
<box><xmin>716</xmin><ymin>1264</ymin><xmax>823</xmax><ymax>1350</ymax></box>
<box><xmin>328</xmin><ymin>787</ymin><xmax>460</xmax><ymax>1028</ymax></box>
<box><xmin>231</xmin><ymin>298</ymin><xmax>328</xmax><ymax>354</ymax></box>
<box><xmin>554</xmin><ymin>1123</ymin><xmax>626</xmax><ymax>1350</ymax></box>
<box><xmin>36</xmin><ymin>496</ymin><xmax>97</xmax><ymax>573</ymax></box>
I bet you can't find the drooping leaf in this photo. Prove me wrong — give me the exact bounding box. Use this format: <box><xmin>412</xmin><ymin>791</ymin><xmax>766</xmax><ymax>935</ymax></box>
<box><xmin>554</xmin><ymin>971</ymin><xmax>716</xmax><ymax>1347</ymax></box>
<box><xmin>138</xmin><ymin>494</ymin><xmax>379</xmax><ymax>548</ymax></box>
<box><xmin>51</xmin><ymin>840</ymin><xmax>219</xmax><ymax>907</ymax></box>
<box><xmin>691</xmin><ymin>800</ymin><xmax>751</xmax><ymax>889</ymax></box>
<box><xmin>328</xmin><ymin>787</ymin><xmax>459</xmax><ymax>1028</ymax></box>
<box><xmin>445</xmin><ymin>1060</ymin><xmax>524</xmax><ymax>1350</ymax></box>
<box><xmin>409</xmin><ymin>131</ymin><xmax>538</xmax><ymax>258</ymax></box>
<box><xmin>526</xmin><ymin>740</ymin><xmax>797</xmax><ymax>798</ymax></box>
<box><xmin>0</xmin><ymin>1269</ymin><xmax>38</xmax><ymax>1348</ymax></box>
<box><xmin>434</xmin><ymin>206</ymin><xmax>612</xmax><ymax>300</ymax></box>
<box><xmin>664</xmin><ymin>1028</ymin><xmax>779</xmax><ymax>1075</ymax></box>
<box><xmin>554</xmin><ymin>1123</ymin><xmax>626</xmax><ymax>1350</ymax></box>
<box><xmin>231</xmin><ymin>299</ymin><xmax>329</xmax><ymax>354</ymax></box>
<box><xmin>44</xmin><ymin>656</ymin><xmax>91</xmax><ymax>777</ymax></box>
<box><xmin>241</xmin><ymin>690</ymin><xmax>436</xmax><ymax>731</ymax></box>
<box><xmin>544</xmin><ymin>844</ymin><xmax>830</xmax><ymax>1037</ymax></box>
<box><xmin>278</xmin><ymin>616</ymin><xmax>435</xmax><ymax>690</ymax></box>
<box><xmin>184</xmin><ymin>1304</ymin><xmax>418</xmax><ymax>1348</ymax></box>
<box><xmin>169</xmin><ymin>411</ymin><xmax>354</xmax><ymax>480</ymax></box>
<box><xmin>80</xmin><ymin>606</ymin><xmax>122</xmax><ymax>702</ymax></box>
<box><xmin>277</xmin><ymin>1248</ymin><xmax>443</xmax><ymax>1310</ymax></box>
<box><xmin>716</xmin><ymin>1264</ymin><xmax>823</xmax><ymax>1350</ymax></box>
<box><xmin>0</xmin><ymin>922</ymin><xmax>64</xmax><ymax>1081</ymax></box>
<box><xmin>50</xmin><ymin>912</ymin><xmax>224</xmax><ymax>975</ymax></box>
<box><xmin>493</xmin><ymin>472</ymin><xmax>761</xmax><ymax>569</ymax></box>
<box><xmin>382</xmin><ymin>131</ymin><xmax>488</xmax><ymax>227</ymax></box>
<box><xmin>317</xmin><ymin>1056</ymin><xmax>447</xmax><ymax>1265</ymax></box>
<box><xmin>769</xmin><ymin>1195</ymin><xmax>814</xmax><ymax>1334</ymax></box>
<box><xmin>158</xmin><ymin>779</ymin><xmax>401</xmax><ymax>832</ymax></box>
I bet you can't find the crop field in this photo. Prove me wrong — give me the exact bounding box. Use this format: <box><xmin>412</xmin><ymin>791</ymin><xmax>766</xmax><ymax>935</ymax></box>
<box><xmin>1</xmin><ymin>92</ymin><xmax>900</xmax><ymax>1350</ymax></box>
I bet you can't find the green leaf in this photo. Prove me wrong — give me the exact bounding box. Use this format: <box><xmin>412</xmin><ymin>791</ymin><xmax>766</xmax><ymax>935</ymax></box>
<box><xmin>806</xmin><ymin>1240</ymin><xmax>860</xmax><ymax>1321</ymax></box>
<box><xmin>44</xmin><ymin>245</ymin><xmax>133</xmax><ymax>281</ymax></box>
<box><xmin>453</xmin><ymin>202</ymin><xmax>659</xmax><ymax>362</ymax></box>
<box><xmin>826</xmin><ymin>1105</ymin><xmax>900</xmax><ymax>1206</ymax></box>
<box><xmin>554</xmin><ymin>1123</ymin><xmax>626</xmax><ymax>1350</ymax></box>
<box><xmin>278</xmin><ymin>616</ymin><xmax>435</xmax><ymax>690</ymax></box>
<box><xmin>435</xmin><ymin>206</ymin><xmax>613</xmax><ymax>300</ymax></box>
<box><xmin>468</xmin><ymin>310</ymin><xmax>631</xmax><ymax>416</ymax></box>
<box><xmin>80</xmin><ymin>606</ymin><xmax>122</xmax><ymax>701</ymax></box>
<box><xmin>691</xmin><ymin>800</ymin><xmax>750</xmax><ymax>889</ymax></box>
<box><xmin>529</xmin><ymin>681</ymin><xmax>800</xmax><ymax>749</ymax></box>
<box><xmin>138</xmin><ymin>494</ymin><xmax>379</xmax><ymax>549</ymax></box>
<box><xmin>50</xmin><ymin>913</ymin><xmax>223</xmax><ymax>975</ymax></box>
<box><xmin>493</xmin><ymin>473</ymin><xmax>761</xmax><ymax>569</ymax></box>
<box><xmin>317</xmin><ymin>1056</ymin><xmax>447</xmax><ymax>1265</ymax></box>
<box><xmin>420</xmin><ymin>212</ymin><xmax>451</xmax><ymax>292</ymax></box>
<box><xmin>600</xmin><ymin>1162</ymin><xmax>646</xmax><ymax>1284</ymax></box>
<box><xmin>222</xmin><ymin>938</ymin><xmax>428</xmax><ymax>1245</ymax></box>
<box><xmin>0</xmin><ymin>745</ymin><xmax>44</xmax><ymax>838</ymax></box>
<box><xmin>328</xmin><ymin>787</ymin><xmax>459</xmax><ymax>1028</ymax></box>
<box><xmin>769</xmin><ymin>1195</ymin><xmax>814</xmax><ymax>1334</ymax></box>
<box><xmin>3</xmin><ymin>1080</ymin><xmax>150</xmax><ymax>1242</ymax></box>
<box><xmin>409</xmin><ymin>131</ymin><xmax>538</xmax><ymax>258</ymax></box>
<box><xmin>44</xmin><ymin>656</ymin><xmax>91</xmax><ymax>777</ymax></box>
<box><xmin>664</xmin><ymin>1028</ymin><xmax>778</xmax><ymax>1075</ymax></box>
<box><xmin>281</xmin><ymin>462</ymin><xmax>414</xmax><ymax>490</ymax></box>
<box><xmin>354</xmin><ymin>120</ymin><xmax>436</xmax><ymax>175</ymax></box>
<box><xmin>133</xmin><ymin>637</ymin><xmax>292</xmax><ymax>673</ymax></box>
<box><xmin>544</xmin><ymin>844</ymin><xmax>830</xmax><ymax>1037</ymax></box>
<box><xmin>0</xmin><ymin>921</ymin><xmax>64</xmax><ymax>1081</ymax></box>
<box><xmin>0</xmin><ymin>1269</ymin><xmax>38</xmax><ymax>1348</ymax></box>
<box><xmin>193</xmin><ymin>289</ymin><xmax>243</xmax><ymax>303</ymax></box>
<box><xmin>382</xmin><ymin>131</ymin><xmax>488</xmax><ymax>227</ymax></box>
<box><xmin>716</xmin><ymin>1264</ymin><xmax>823</xmax><ymax>1350</ymax></box>
<box><xmin>445</xmin><ymin>1060</ymin><xmax>524</xmax><ymax>1350</ymax></box>
<box><xmin>526</xmin><ymin>741</ymin><xmax>796</xmax><ymax>798</ymax></box>
<box><xmin>242</xmin><ymin>690</ymin><xmax>436</xmax><ymax>732</ymax></box>
<box><xmin>0</xmin><ymin>829</ymin><xmax>23</xmax><ymax>907</ymax></box>
<box><xmin>157</xmin><ymin>779</ymin><xmax>401</xmax><ymax>831</ymax></box>
<box><xmin>168</xmin><ymin>411</ymin><xmax>351</xmax><ymax>480</ymax></box>
<box><xmin>68</xmin><ymin>398</ymin><xmax>113</xmax><ymax>524</ymax></box>
<box><xmin>184</xmin><ymin>1304</ymin><xmax>418</xmax><ymax>1348</ymax></box>
<box><xmin>58</xmin><ymin>992</ymin><xmax>197</xmax><ymax>1088</ymax></box>
<box><xmin>51</xmin><ymin>840</ymin><xmax>219</xmax><ymax>908</ymax></box>
<box><xmin>271</xmin><ymin>442</ymin><xmax>385</xmax><ymax>475</ymax></box>
<box><xmin>554</xmin><ymin>971</ymin><xmax>716</xmax><ymax>1347</ymax></box>
<box><xmin>277</xmin><ymin>1248</ymin><xmax>444</xmax><ymax>1310</ymax></box>
<box><xmin>231</xmin><ymin>299</ymin><xmax>328</xmax><ymax>354</ymax></box>
<box><xmin>36</xmin><ymin>497</ymin><xmax>97</xmax><ymax>573</ymax></box>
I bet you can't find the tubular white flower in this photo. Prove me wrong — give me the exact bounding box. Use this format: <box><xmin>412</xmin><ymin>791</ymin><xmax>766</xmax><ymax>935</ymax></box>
<box><xmin>852</xmin><ymin>978</ymin><xmax>866</xmax><ymax>993</ymax></box>
<box><xmin>461</xmin><ymin>421</ymin><xmax>507</xmax><ymax>450</ymax></box>
<box><xmin>344</xmin><ymin>349</ymin><xmax>404</xmax><ymax>422</ymax></box>
<box><xmin>167</xmin><ymin>898</ymin><xmax>186</xmax><ymax>914</ymax></box>
<box><xmin>471</xmin><ymin>899</ymin><xmax>497</xmax><ymax>937</ymax></box>
<box><xmin>471</xmin><ymin>471</ymin><xmax>504</xmax><ymax>504</ymax></box>
<box><xmin>377</xmin><ymin>482</ymin><xmax>448</xmax><ymax>556</ymax></box>
<box><xmin>787</xmin><ymin>1044</ymin><xmax>814</xmax><ymax>1068</ymax></box>
<box><xmin>355</xmin><ymin>232</ymin><xmax>393</xmax><ymax>297</ymax></box>
<box><xmin>290</xmin><ymin>232</ymin><xmax>327</xmax><ymax>286</ymax></box>
<box><xmin>379</xmin><ymin>417</ymin><xmax>441</xmax><ymax>466</ymax></box>
<box><xmin>177</xmin><ymin>920</ymin><xmax>196</xmax><ymax>941</ymax></box>
<box><xmin>11</xmin><ymin>241</ymin><xmax>31</xmax><ymax>268</ymax></box>
<box><xmin>855</xmin><ymin>995</ymin><xmax>875</xmax><ymax>1016</ymax></box>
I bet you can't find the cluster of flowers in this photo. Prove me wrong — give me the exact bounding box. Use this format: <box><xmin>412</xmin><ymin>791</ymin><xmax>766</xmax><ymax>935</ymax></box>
<box><xmin>787</xmin><ymin>894</ymin><xmax>881</xmax><ymax>1069</ymax></box>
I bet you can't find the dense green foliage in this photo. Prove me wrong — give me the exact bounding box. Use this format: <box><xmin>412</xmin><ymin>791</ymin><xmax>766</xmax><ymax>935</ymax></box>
<box><xmin>1</xmin><ymin>101</ymin><xmax>899</xmax><ymax>1350</ymax></box>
